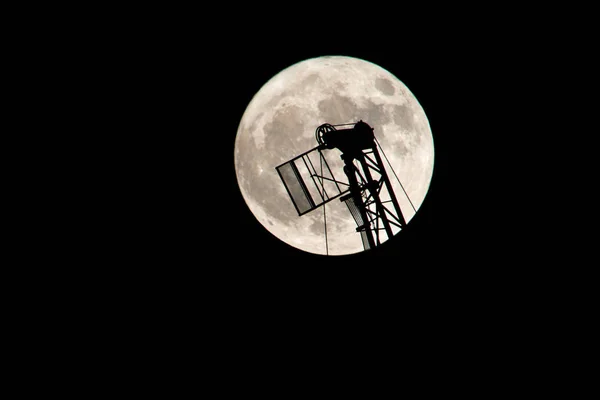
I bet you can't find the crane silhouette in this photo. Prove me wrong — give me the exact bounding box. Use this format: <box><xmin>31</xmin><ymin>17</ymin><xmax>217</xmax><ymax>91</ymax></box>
<box><xmin>276</xmin><ymin>121</ymin><xmax>412</xmax><ymax>252</ymax></box>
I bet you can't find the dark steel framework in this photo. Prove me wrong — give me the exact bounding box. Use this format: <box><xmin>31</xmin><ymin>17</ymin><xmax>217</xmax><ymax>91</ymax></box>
<box><xmin>276</xmin><ymin>121</ymin><xmax>407</xmax><ymax>251</ymax></box>
<box><xmin>339</xmin><ymin>143</ymin><xmax>407</xmax><ymax>249</ymax></box>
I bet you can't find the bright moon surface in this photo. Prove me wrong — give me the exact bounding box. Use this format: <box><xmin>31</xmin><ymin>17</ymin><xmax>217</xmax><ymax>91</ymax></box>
<box><xmin>235</xmin><ymin>56</ymin><xmax>434</xmax><ymax>255</ymax></box>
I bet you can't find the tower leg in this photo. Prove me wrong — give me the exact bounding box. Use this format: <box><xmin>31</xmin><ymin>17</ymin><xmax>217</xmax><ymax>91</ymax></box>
<box><xmin>372</xmin><ymin>146</ymin><xmax>407</xmax><ymax>227</ymax></box>
<box><xmin>342</xmin><ymin>157</ymin><xmax>375</xmax><ymax>250</ymax></box>
<box><xmin>357</xmin><ymin>154</ymin><xmax>395</xmax><ymax>241</ymax></box>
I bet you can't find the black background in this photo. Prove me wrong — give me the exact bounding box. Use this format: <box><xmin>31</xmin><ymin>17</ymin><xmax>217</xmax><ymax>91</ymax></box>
<box><xmin>26</xmin><ymin>6</ymin><xmax>594</xmax><ymax>386</ymax></box>
<box><xmin>111</xmin><ymin>11</ymin><xmax>543</xmax><ymax>282</ymax></box>
<box><xmin>68</xmin><ymin>4</ymin><xmax>591</xmax><ymax>311</ymax></box>
<box><xmin>77</xmin><ymin>4</ymin><xmax>592</xmax><ymax>303</ymax></box>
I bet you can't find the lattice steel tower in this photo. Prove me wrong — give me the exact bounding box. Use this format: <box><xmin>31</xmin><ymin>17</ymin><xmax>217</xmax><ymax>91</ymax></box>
<box><xmin>276</xmin><ymin>121</ymin><xmax>409</xmax><ymax>252</ymax></box>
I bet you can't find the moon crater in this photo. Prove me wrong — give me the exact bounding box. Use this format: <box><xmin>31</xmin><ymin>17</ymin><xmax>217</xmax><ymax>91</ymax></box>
<box><xmin>317</xmin><ymin>94</ymin><xmax>360</xmax><ymax>123</ymax></box>
<box><xmin>375</xmin><ymin>78</ymin><xmax>396</xmax><ymax>95</ymax></box>
<box><xmin>393</xmin><ymin>104</ymin><xmax>416</xmax><ymax>131</ymax></box>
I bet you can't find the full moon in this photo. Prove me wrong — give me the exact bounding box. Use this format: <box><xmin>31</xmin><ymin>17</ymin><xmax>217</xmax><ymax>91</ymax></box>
<box><xmin>235</xmin><ymin>56</ymin><xmax>434</xmax><ymax>255</ymax></box>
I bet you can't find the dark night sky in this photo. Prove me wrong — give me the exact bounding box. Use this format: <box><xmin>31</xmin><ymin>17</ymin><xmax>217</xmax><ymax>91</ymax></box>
<box><xmin>113</xmin><ymin>10</ymin><xmax>565</xmax><ymax>289</ymax></box>
<box><xmin>142</xmin><ymin>29</ymin><xmax>495</xmax><ymax>267</ymax></box>
<box><xmin>54</xmin><ymin>8</ymin><xmax>588</xmax><ymax>378</ymax></box>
